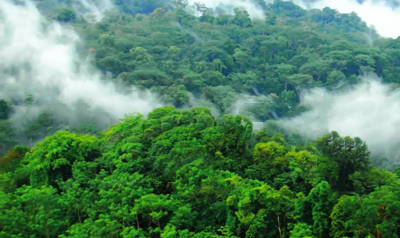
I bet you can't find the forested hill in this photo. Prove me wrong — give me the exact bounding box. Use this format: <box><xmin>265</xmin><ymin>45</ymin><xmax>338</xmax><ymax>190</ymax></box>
<box><xmin>71</xmin><ymin>0</ymin><xmax>386</xmax><ymax>120</ymax></box>
<box><xmin>3</xmin><ymin>106</ymin><xmax>400</xmax><ymax>238</ymax></box>
<box><xmin>2</xmin><ymin>0</ymin><xmax>400</xmax><ymax>237</ymax></box>
<box><xmin>4</xmin><ymin>0</ymin><xmax>400</xmax><ymax>151</ymax></box>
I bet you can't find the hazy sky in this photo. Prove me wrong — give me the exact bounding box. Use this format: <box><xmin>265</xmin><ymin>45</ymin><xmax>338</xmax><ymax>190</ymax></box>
<box><xmin>189</xmin><ymin>0</ymin><xmax>400</xmax><ymax>38</ymax></box>
<box><xmin>295</xmin><ymin>0</ymin><xmax>400</xmax><ymax>38</ymax></box>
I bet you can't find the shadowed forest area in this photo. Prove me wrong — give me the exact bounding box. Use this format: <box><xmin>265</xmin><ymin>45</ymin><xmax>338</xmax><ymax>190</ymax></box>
<box><xmin>2</xmin><ymin>0</ymin><xmax>400</xmax><ymax>237</ymax></box>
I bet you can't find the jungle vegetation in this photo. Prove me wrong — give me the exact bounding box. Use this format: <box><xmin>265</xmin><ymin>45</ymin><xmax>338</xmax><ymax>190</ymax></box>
<box><xmin>2</xmin><ymin>0</ymin><xmax>400</xmax><ymax>237</ymax></box>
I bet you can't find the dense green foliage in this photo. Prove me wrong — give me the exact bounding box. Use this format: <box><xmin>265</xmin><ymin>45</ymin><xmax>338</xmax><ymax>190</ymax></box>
<box><xmin>6</xmin><ymin>0</ymin><xmax>400</xmax><ymax>149</ymax></box>
<box><xmin>3</xmin><ymin>0</ymin><xmax>400</xmax><ymax>237</ymax></box>
<box><xmin>1</xmin><ymin>106</ymin><xmax>400</xmax><ymax>237</ymax></box>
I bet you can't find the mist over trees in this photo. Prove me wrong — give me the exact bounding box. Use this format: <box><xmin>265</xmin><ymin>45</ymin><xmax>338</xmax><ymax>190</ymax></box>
<box><xmin>2</xmin><ymin>0</ymin><xmax>400</xmax><ymax>237</ymax></box>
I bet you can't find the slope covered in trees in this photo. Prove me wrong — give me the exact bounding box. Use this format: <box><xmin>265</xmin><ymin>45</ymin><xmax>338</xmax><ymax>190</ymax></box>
<box><xmin>3</xmin><ymin>0</ymin><xmax>400</xmax><ymax>150</ymax></box>
<box><xmin>2</xmin><ymin>0</ymin><xmax>400</xmax><ymax>237</ymax></box>
<box><xmin>2</xmin><ymin>106</ymin><xmax>400</xmax><ymax>237</ymax></box>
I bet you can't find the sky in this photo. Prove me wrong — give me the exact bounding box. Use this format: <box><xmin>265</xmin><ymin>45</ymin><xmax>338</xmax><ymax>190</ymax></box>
<box><xmin>188</xmin><ymin>0</ymin><xmax>400</xmax><ymax>38</ymax></box>
<box><xmin>294</xmin><ymin>0</ymin><xmax>400</xmax><ymax>39</ymax></box>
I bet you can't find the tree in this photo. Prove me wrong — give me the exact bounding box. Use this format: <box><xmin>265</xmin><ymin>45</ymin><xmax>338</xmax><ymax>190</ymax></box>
<box><xmin>331</xmin><ymin>184</ymin><xmax>400</xmax><ymax>238</ymax></box>
<box><xmin>0</xmin><ymin>120</ymin><xmax>18</xmax><ymax>155</ymax></box>
<box><xmin>307</xmin><ymin>181</ymin><xmax>336</xmax><ymax>238</ymax></box>
<box><xmin>0</xmin><ymin>186</ymin><xmax>68</xmax><ymax>237</ymax></box>
<box><xmin>25</xmin><ymin>131</ymin><xmax>101</xmax><ymax>189</ymax></box>
<box><xmin>2</xmin><ymin>2</ymin><xmax>400</xmax><ymax>237</ymax></box>
<box><xmin>0</xmin><ymin>100</ymin><xmax>13</xmax><ymax>120</ymax></box>
<box><xmin>56</xmin><ymin>8</ymin><xmax>77</xmax><ymax>23</ymax></box>
<box><xmin>317</xmin><ymin>131</ymin><xmax>371</xmax><ymax>193</ymax></box>
<box><xmin>232</xmin><ymin>8</ymin><xmax>252</xmax><ymax>28</ymax></box>
<box><xmin>290</xmin><ymin>223</ymin><xmax>316</xmax><ymax>238</ymax></box>
<box><xmin>24</xmin><ymin>112</ymin><xmax>53</xmax><ymax>142</ymax></box>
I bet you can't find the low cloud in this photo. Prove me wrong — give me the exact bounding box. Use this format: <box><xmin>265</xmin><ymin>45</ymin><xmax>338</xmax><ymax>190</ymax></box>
<box><xmin>73</xmin><ymin>0</ymin><xmax>114</xmax><ymax>23</ymax></box>
<box><xmin>277</xmin><ymin>75</ymin><xmax>400</xmax><ymax>160</ymax></box>
<box><xmin>191</xmin><ymin>0</ymin><xmax>400</xmax><ymax>38</ymax></box>
<box><xmin>294</xmin><ymin>0</ymin><xmax>400</xmax><ymax>38</ymax></box>
<box><xmin>187</xmin><ymin>0</ymin><xmax>265</xmax><ymax>19</ymax></box>
<box><xmin>0</xmin><ymin>0</ymin><xmax>163</xmax><ymax>142</ymax></box>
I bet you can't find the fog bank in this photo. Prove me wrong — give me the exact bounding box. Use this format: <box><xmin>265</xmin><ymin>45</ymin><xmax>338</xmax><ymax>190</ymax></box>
<box><xmin>278</xmin><ymin>76</ymin><xmax>400</xmax><ymax>160</ymax></box>
<box><xmin>0</xmin><ymin>0</ymin><xmax>163</xmax><ymax>142</ymax></box>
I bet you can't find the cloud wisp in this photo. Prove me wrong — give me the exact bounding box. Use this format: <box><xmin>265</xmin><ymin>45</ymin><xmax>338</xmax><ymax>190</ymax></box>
<box><xmin>294</xmin><ymin>0</ymin><xmax>400</xmax><ymax>38</ymax></box>
<box><xmin>187</xmin><ymin>0</ymin><xmax>266</xmax><ymax>19</ymax></box>
<box><xmin>277</xmin><ymin>76</ymin><xmax>400</xmax><ymax>160</ymax></box>
<box><xmin>73</xmin><ymin>0</ymin><xmax>114</xmax><ymax>23</ymax></box>
<box><xmin>0</xmin><ymin>0</ymin><xmax>163</xmax><ymax>141</ymax></box>
<box><xmin>190</xmin><ymin>0</ymin><xmax>400</xmax><ymax>38</ymax></box>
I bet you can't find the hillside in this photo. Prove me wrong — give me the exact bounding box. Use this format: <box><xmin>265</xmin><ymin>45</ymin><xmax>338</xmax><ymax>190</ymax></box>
<box><xmin>2</xmin><ymin>0</ymin><xmax>398</xmax><ymax>146</ymax></box>
<box><xmin>2</xmin><ymin>0</ymin><xmax>400</xmax><ymax>237</ymax></box>
<box><xmin>3</xmin><ymin>106</ymin><xmax>400</xmax><ymax>238</ymax></box>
